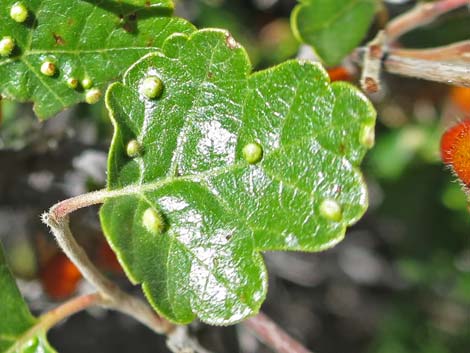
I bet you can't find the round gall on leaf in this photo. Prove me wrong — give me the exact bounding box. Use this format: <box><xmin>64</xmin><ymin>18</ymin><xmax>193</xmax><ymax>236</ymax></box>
<box><xmin>140</xmin><ymin>76</ymin><xmax>164</xmax><ymax>99</ymax></box>
<box><xmin>0</xmin><ymin>36</ymin><xmax>15</xmax><ymax>57</ymax></box>
<box><xmin>242</xmin><ymin>142</ymin><xmax>263</xmax><ymax>164</ymax></box>
<box><xmin>142</xmin><ymin>208</ymin><xmax>164</xmax><ymax>234</ymax></box>
<box><xmin>360</xmin><ymin>124</ymin><xmax>375</xmax><ymax>149</ymax></box>
<box><xmin>81</xmin><ymin>77</ymin><xmax>93</xmax><ymax>89</ymax></box>
<box><xmin>66</xmin><ymin>78</ymin><xmax>78</xmax><ymax>89</ymax></box>
<box><xmin>40</xmin><ymin>61</ymin><xmax>56</xmax><ymax>76</ymax></box>
<box><xmin>85</xmin><ymin>88</ymin><xmax>102</xmax><ymax>104</ymax></box>
<box><xmin>441</xmin><ymin>120</ymin><xmax>470</xmax><ymax>187</ymax></box>
<box><xmin>10</xmin><ymin>2</ymin><xmax>28</xmax><ymax>23</ymax></box>
<box><xmin>319</xmin><ymin>199</ymin><xmax>342</xmax><ymax>222</ymax></box>
<box><xmin>126</xmin><ymin>139</ymin><xmax>141</xmax><ymax>158</ymax></box>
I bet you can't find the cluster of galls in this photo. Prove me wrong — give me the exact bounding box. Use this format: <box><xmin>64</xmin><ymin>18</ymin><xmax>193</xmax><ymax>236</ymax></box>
<box><xmin>1</xmin><ymin>2</ymin><xmax>101</xmax><ymax>104</ymax></box>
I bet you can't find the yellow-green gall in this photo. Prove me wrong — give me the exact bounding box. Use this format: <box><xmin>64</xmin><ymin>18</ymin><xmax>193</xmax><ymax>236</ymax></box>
<box><xmin>81</xmin><ymin>77</ymin><xmax>93</xmax><ymax>89</ymax></box>
<box><xmin>66</xmin><ymin>77</ymin><xmax>78</xmax><ymax>89</ymax></box>
<box><xmin>85</xmin><ymin>88</ymin><xmax>102</xmax><ymax>104</ymax></box>
<box><xmin>10</xmin><ymin>2</ymin><xmax>28</xmax><ymax>23</ymax></box>
<box><xmin>140</xmin><ymin>76</ymin><xmax>163</xmax><ymax>99</ymax></box>
<box><xmin>242</xmin><ymin>142</ymin><xmax>263</xmax><ymax>164</ymax></box>
<box><xmin>126</xmin><ymin>139</ymin><xmax>141</xmax><ymax>158</ymax></box>
<box><xmin>40</xmin><ymin>61</ymin><xmax>56</xmax><ymax>76</ymax></box>
<box><xmin>142</xmin><ymin>208</ymin><xmax>164</xmax><ymax>234</ymax></box>
<box><xmin>319</xmin><ymin>199</ymin><xmax>342</xmax><ymax>222</ymax></box>
<box><xmin>0</xmin><ymin>36</ymin><xmax>15</xmax><ymax>57</ymax></box>
<box><xmin>360</xmin><ymin>123</ymin><xmax>375</xmax><ymax>149</ymax></box>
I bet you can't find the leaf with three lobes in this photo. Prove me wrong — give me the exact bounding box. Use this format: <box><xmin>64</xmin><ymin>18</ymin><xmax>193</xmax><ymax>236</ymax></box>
<box><xmin>0</xmin><ymin>0</ymin><xmax>193</xmax><ymax>119</ymax></box>
<box><xmin>0</xmin><ymin>244</ymin><xmax>57</xmax><ymax>353</ymax></box>
<box><xmin>100</xmin><ymin>29</ymin><xmax>376</xmax><ymax>325</ymax></box>
<box><xmin>291</xmin><ymin>0</ymin><xmax>377</xmax><ymax>66</ymax></box>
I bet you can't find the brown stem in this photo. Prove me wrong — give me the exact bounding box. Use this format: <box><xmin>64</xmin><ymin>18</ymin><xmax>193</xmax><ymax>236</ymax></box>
<box><xmin>384</xmin><ymin>53</ymin><xmax>470</xmax><ymax>87</ymax></box>
<box><xmin>385</xmin><ymin>0</ymin><xmax>469</xmax><ymax>42</ymax></box>
<box><xmin>389</xmin><ymin>40</ymin><xmax>470</xmax><ymax>62</ymax></box>
<box><xmin>244</xmin><ymin>312</ymin><xmax>314</xmax><ymax>353</ymax></box>
<box><xmin>6</xmin><ymin>293</ymin><xmax>104</xmax><ymax>353</ymax></box>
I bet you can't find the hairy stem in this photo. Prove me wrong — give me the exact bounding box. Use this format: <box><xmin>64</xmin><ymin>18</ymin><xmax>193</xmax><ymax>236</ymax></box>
<box><xmin>389</xmin><ymin>41</ymin><xmax>470</xmax><ymax>62</ymax></box>
<box><xmin>244</xmin><ymin>312</ymin><xmax>314</xmax><ymax>353</ymax></box>
<box><xmin>383</xmin><ymin>54</ymin><xmax>470</xmax><ymax>87</ymax></box>
<box><xmin>42</xmin><ymin>191</ymin><xmax>175</xmax><ymax>335</ymax></box>
<box><xmin>385</xmin><ymin>0</ymin><xmax>469</xmax><ymax>42</ymax></box>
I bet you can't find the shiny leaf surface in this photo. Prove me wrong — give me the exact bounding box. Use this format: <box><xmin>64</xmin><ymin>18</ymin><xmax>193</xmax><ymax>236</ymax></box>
<box><xmin>0</xmin><ymin>0</ymin><xmax>193</xmax><ymax>119</ymax></box>
<box><xmin>100</xmin><ymin>29</ymin><xmax>376</xmax><ymax>325</ymax></box>
<box><xmin>0</xmin><ymin>244</ymin><xmax>57</xmax><ymax>353</ymax></box>
<box><xmin>291</xmin><ymin>0</ymin><xmax>377</xmax><ymax>66</ymax></box>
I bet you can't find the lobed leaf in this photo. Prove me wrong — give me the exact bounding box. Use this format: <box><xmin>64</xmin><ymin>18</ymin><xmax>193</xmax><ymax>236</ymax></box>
<box><xmin>0</xmin><ymin>0</ymin><xmax>193</xmax><ymax>119</ymax></box>
<box><xmin>0</xmin><ymin>244</ymin><xmax>57</xmax><ymax>353</ymax></box>
<box><xmin>291</xmin><ymin>0</ymin><xmax>377</xmax><ymax>66</ymax></box>
<box><xmin>100</xmin><ymin>29</ymin><xmax>376</xmax><ymax>325</ymax></box>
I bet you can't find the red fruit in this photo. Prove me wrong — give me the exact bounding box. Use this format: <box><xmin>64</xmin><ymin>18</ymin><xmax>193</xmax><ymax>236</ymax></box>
<box><xmin>440</xmin><ymin>120</ymin><xmax>470</xmax><ymax>187</ymax></box>
<box><xmin>40</xmin><ymin>253</ymin><xmax>82</xmax><ymax>300</ymax></box>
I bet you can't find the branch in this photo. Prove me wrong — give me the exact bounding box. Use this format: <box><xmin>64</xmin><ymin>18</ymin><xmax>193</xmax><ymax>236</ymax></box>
<box><xmin>383</xmin><ymin>54</ymin><xmax>470</xmax><ymax>87</ymax></box>
<box><xmin>360</xmin><ymin>31</ymin><xmax>386</xmax><ymax>93</ymax></box>
<box><xmin>7</xmin><ymin>293</ymin><xmax>104</xmax><ymax>353</ymax></box>
<box><xmin>385</xmin><ymin>0</ymin><xmax>469</xmax><ymax>42</ymax></box>
<box><xmin>389</xmin><ymin>40</ymin><xmax>470</xmax><ymax>62</ymax></box>
<box><xmin>244</xmin><ymin>312</ymin><xmax>314</xmax><ymax>353</ymax></box>
<box><xmin>42</xmin><ymin>196</ymin><xmax>173</xmax><ymax>335</ymax></box>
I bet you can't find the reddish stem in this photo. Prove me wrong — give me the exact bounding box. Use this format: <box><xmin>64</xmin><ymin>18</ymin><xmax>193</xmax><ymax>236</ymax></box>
<box><xmin>39</xmin><ymin>293</ymin><xmax>103</xmax><ymax>330</ymax></box>
<box><xmin>7</xmin><ymin>293</ymin><xmax>104</xmax><ymax>353</ymax></box>
<box><xmin>244</xmin><ymin>312</ymin><xmax>313</xmax><ymax>353</ymax></box>
<box><xmin>389</xmin><ymin>40</ymin><xmax>470</xmax><ymax>62</ymax></box>
<box><xmin>386</xmin><ymin>0</ymin><xmax>469</xmax><ymax>42</ymax></box>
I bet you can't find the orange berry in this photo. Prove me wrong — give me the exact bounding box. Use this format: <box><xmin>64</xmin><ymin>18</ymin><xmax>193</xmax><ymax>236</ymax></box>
<box><xmin>40</xmin><ymin>253</ymin><xmax>82</xmax><ymax>300</ymax></box>
<box><xmin>449</xmin><ymin>87</ymin><xmax>470</xmax><ymax>113</ymax></box>
<box><xmin>441</xmin><ymin>120</ymin><xmax>470</xmax><ymax>186</ymax></box>
<box><xmin>327</xmin><ymin>66</ymin><xmax>352</xmax><ymax>82</ymax></box>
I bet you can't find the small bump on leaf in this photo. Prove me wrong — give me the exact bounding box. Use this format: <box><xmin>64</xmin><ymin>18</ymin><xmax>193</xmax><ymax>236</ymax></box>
<box><xmin>140</xmin><ymin>76</ymin><xmax>164</xmax><ymax>99</ymax></box>
<box><xmin>142</xmin><ymin>208</ymin><xmax>165</xmax><ymax>234</ymax></box>
<box><xmin>0</xmin><ymin>36</ymin><xmax>15</xmax><ymax>57</ymax></box>
<box><xmin>85</xmin><ymin>88</ymin><xmax>102</xmax><ymax>104</ymax></box>
<box><xmin>40</xmin><ymin>61</ymin><xmax>56</xmax><ymax>76</ymax></box>
<box><xmin>319</xmin><ymin>199</ymin><xmax>342</xmax><ymax>222</ymax></box>
<box><xmin>66</xmin><ymin>78</ymin><xmax>78</xmax><ymax>89</ymax></box>
<box><xmin>242</xmin><ymin>142</ymin><xmax>263</xmax><ymax>164</ymax></box>
<box><xmin>81</xmin><ymin>77</ymin><xmax>93</xmax><ymax>89</ymax></box>
<box><xmin>10</xmin><ymin>2</ymin><xmax>28</xmax><ymax>23</ymax></box>
<box><xmin>126</xmin><ymin>139</ymin><xmax>141</xmax><ymax>157</ymax></box>
<box><xmin>360</xmin><ymin>123</ymin><xmax>375</xmax><ymax>148</ymax></box>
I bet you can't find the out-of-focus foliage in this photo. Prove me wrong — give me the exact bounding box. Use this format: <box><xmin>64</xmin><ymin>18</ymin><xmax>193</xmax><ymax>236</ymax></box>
<box><xmin>291</xmin><ymin>0</ymin><xmax>377</xmax><ymax>66</ymax></box>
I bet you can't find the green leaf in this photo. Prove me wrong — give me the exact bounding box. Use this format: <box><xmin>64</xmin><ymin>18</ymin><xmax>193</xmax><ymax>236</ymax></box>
<box><xmin>291</xmin><ymin>0</ymin><xmax>377</xmax><ymax>66</ymax></box>
<box><xmin>0</xmin><ymin>243</ymin><xmax>57</xmax><ymax>353</ymax></box>
<box><xmin>113</xmin><ymin>0</ymin><xmax>174</xmax><ymax>8</ymax></box>
<box><xmin>0</xmin><ymin>0</ymin><xmax>194</xmax><ymax>119</ymax></box>
<box><xmin>100</xmin><ymin>29</ymin><xmax>376</xmax><ymax>325</ymax></box>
